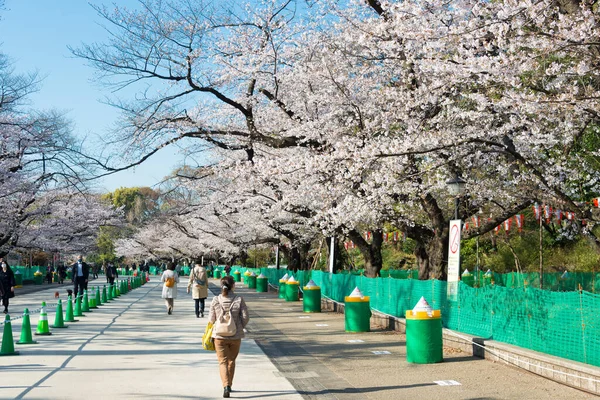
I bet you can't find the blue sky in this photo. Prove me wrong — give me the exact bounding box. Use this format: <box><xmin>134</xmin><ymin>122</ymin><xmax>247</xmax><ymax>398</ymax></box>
<box><xmin>0</xmin><ymin>0</ymin><xmax>183</xmax><ymax>192</ymax></box>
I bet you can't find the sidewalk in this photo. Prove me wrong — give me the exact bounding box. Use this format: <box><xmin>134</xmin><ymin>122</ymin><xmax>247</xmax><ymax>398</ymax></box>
<box><xmin>0</xmin><ymin>277</ymin><xmax>301</xmax><ymax>399</ymax></box>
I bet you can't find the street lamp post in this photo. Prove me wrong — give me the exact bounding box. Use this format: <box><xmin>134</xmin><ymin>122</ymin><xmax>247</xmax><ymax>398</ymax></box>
<box><xmin>445</xmin><ymin>173</ymin><xmax>467</xmax><ymax>299</ymax></box>
<box><xmin>445</xmin><ymin>174</ymin><xmax>467</xmax><ymax>219</ymax></box>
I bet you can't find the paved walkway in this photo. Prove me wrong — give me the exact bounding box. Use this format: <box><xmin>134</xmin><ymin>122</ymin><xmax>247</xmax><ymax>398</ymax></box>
<box><xmin>1</xmin><ymin>277</ymin><xmax>597</xmax><ymax>399</ymax></box>
<box><xmin>1</xmin><ymin>278</ymin><xmax>301</xmax><ymax>399</ymax></box>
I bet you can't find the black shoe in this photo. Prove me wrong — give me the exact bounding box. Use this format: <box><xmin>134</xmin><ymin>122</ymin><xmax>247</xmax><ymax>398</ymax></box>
<box><xmin>3</xmin><ymin>309</ymin><xmax>7</xmax><ymax>314</ymax></box>
<box><xmin>223</xmin><ymin>387</ymin><xmax>230</xmax><ymax>398</ymax></box>
<box><xmin>196</xmin><ymin>313</ymin><xmax>199</xmax><ymax>318</ymax></box>
<box><xmin>168</xmin><ymin>309</ymin><xmax>172</xmax><ymax>315</ymax></box>
<box><xmin>201</xmin><ymin>312</ymin><xmax>204</xmax><ymax>318</ymax></box>
<box><xmin>226</xmin><ymin>386</ymin><xmax>232</xmax><ymax>393</ymax></box>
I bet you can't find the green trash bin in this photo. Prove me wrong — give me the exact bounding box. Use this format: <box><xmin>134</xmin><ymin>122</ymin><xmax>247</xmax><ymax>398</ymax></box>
<box><xmin>233</xmin><ymin>270</ymin><xmax>242</xmax><ymax>283</ymax></box>
<box><xmin>285</xmin><ymin>277</ymin><xmax>299</xmax><ymax>301</ymax></box>
<box><xmin>247</xmin><ymin>273</ymin><xmax>257</xmax><ymax>289</ymax></box>
<box><xmin>406</xmin><ymin>297</ymin><xmax>443</xmax><ymax>364</ymax></box>
<box><xmin>14</xmin><ymin>271</ymin><xmax>23</xmax><ymax>288</ymax></box>
<box><xmin>215</xmin><ymin>270</ymin><xmax>221</xmax><ymax>279</ymax></box>
<box><xmin>256</xmin><ymin>274</ymin><xmax>268</xmax><ymax>292</ymax></box>
<box><xmin>303</xmin><ymin>280</ymin><xmax>321</xmax><ymax>313</ymax></box>
<box><xmin>344</xmin><ymin>287</ymin><xmax>371</xmax><ymax>332</ymax></box>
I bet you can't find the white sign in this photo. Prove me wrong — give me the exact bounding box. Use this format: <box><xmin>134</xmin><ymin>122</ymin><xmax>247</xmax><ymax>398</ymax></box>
<box><xmin>347</xmin><ymin>339</ymin><xmax>364</xmax><ymax>343</ymax></box>
<box><xmin>448</xmin><ymin>220</ymin><xmax>462</xmax><ymax>281</ymax></box>
<box><xmin>315</xmin><ymin>324</ymin><xmax>329</xmax><ymax>327</ymax></box>
<box><xmin>447</xmin><ymin>219</ymin><xmax>461</xmax><ymax>299</ymax></box>
<box><xmin>298</xmin><ymin>316</ymin><xmax>310</xmax><ymax>319</ymax></box>
<box><xmin>371</xmin><ymin>351</ymin><xmax>391</xmax><ymax>355</ymax></box>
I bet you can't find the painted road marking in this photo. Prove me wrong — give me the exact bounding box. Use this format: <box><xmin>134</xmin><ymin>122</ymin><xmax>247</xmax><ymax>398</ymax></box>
<box><xmin>434</xmin><ymin>380</ymin><xmax>461</xmax><ymax>386</ymax></box>
<box><xmin>372</xmin><ymin>351</ymin><xmax>391</xmax><ymax>355</ymax></box>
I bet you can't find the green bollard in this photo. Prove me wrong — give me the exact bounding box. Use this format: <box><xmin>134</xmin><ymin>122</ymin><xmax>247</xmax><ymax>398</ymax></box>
<box><xmin>248</xmin><ymin>273</ymin><xmax>257</xmax><ymax>289</ymax></box>
<box><xmin>461</xmin><ymin>269</ymin><xmax>474</xmax><ymax>287</ymax></box>
<box><xmin>278</xmin><ymin>273</ymin><xmax>289</xmax><ymax>299</ymax></box>
<box><xmin>285</xmin><ymin>277</ymin><xmax>300</xmax><ymax>301</ymax></box>
<box><xmin>344</xmin><ymin>287</ymin><xmax>371</xmax><ymax>333</ymax></box>
<box><xmin>483</xmin><ymin>269</ymin><xmax>493</xmax><ymax>286</ymax></box>
<box><xmin>16</xmin><ymin>309</ymin><xmax>38</xmax><ymax>344</ymax></box>
<box><xmin>256</xmin><ymin>274</ymin><xmax>268</xmax><ymax>292</ymax></box>
<box><xmin>64</xmin><ymin>296</ymin><xmax>79</xmax><ymax>322</ymax></box>
<box><xmin>51</xmin><ymin>299</ymin><xmax>68</xmax><ymax>328</ymax></box>
<box><xmin>233</xmin><ymin>270</ymin><xmax>241</xmax><ymax>283</ymax></box>
<box><xmin>303</xmin><ymin>280</ymin><xmax>321</xmax><ymax>313</ymax></box>
<box><xmin>406</xmin><ymin>297</ymin><xmax>443</xmax><ymax>364</ymax></box>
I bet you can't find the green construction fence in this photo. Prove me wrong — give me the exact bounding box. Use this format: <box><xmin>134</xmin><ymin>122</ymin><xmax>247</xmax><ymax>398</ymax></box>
<box><xmin>309</xmin><ymin>270</ymin><xmax>600</xmax><ymax>369</ymax></box>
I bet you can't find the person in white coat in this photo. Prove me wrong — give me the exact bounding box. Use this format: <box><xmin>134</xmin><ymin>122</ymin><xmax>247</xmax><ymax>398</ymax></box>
<box><xmin>161</xmin><ymin>262</ymin><xmax>179</xmax><ymax>314</ymax></box>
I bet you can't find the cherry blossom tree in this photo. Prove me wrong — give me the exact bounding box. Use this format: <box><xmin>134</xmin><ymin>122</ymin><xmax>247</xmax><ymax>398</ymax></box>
<box><xmin>0</xmin><ymin>52</ymin><xmax>116</xmax><ymax>257</ymax></box>
<box><xmin>78</xmin><ymin>0</ymin><xmax>600</xmax><ymax>278</ymax></box>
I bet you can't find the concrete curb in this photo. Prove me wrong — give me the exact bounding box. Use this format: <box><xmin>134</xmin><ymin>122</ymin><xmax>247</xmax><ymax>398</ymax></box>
<box><xmin>321</xmin><ymin>296</ymin><xmax>600</xmax><ymax>396</ymax></box>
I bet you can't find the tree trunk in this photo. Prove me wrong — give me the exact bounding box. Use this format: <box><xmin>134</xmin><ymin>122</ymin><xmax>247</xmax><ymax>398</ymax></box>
<box><xmin>414</xmin><ymin>232</ymin><xmax>448</xmax><ymax>280</ymax></box>
<box><xmin>287</xmin><ymin>247</ymin><xmax>301</xmax><ymax>272</ymax></box>
<box><xmin>286</xmin><ymin>243</ymin><xmax>312</xmax><ymax>272</ymax></box>
<box><xmin>300</xmin><ymin>242</ymin><xmax>312</xmax><ymax>270</ymax></box>
<box><xmin>348</xmin><ymin>229</ymin><xmax>383</xmax><ymax>277</ymax></box>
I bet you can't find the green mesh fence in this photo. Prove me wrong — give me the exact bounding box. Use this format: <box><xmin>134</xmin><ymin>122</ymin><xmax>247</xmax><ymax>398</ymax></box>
<box><xmin>310</xmin><ymin>270</ymin><xmax>600</xmax><ymax>368</ymax></box>
<box><xmin>458</xmin><ymin>270</ymin><xmax>600</xmax><ymax>292</ymax></box>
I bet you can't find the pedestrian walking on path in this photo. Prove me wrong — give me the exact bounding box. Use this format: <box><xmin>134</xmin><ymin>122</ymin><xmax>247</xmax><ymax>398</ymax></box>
<box><xmin>161</xmin><ymin>262</ymin><xmax>179</xmax><ymax>315</ymax></box>
<box><xmin>71</xmin><ymin>255</ymin><xmax>90</xmax><ymax>299</ymax></box>
<box><xmin>0</xmin><ymin>258</ymin><xmax>15</xmax><ymax>314</ymax></box>
<box><xmin>187</xmin><ymin>262</ymin><xmax>208</xmax><ymax>318</ymax></box>
<box><xmin>208</xmin><ymin>275</ymin><xmax>250</xmax><ymax>398</ymax></box>
<box><xmin>106</xmin><ymin>262</ymin><xmax>118</xmax><ymax>285</ymax></box>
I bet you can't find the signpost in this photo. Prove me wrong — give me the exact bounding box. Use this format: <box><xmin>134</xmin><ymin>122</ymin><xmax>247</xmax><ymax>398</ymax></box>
<box><xmin>447</xmin><ymin>219</ymin><xmax>461</xmax><ymax>300</ymax></box>
<box><xmin>328</xmin><ymin>237</ymin><xmax>335</xmax><ymax>274</ymax></box>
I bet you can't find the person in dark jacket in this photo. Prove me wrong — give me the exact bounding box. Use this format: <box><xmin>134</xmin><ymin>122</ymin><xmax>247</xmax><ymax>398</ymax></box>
<box><xmin>57</xmin><ymin>264</ymin><xmax>66</xmax><ymax>284</ymax></box>
<box><xmin>0</xmin><ymin>258</ymin><xmax>16</xmax><ymax>314</ymax></box>
<box><xmin>71</xmin><ymin>255</ymin><xmax>90</xmax><ymax>299</ymax></box>
<box><xmin>106</xmin><ymin>262</ymin><xmax>118</xmax><ymax>285</ymax></box>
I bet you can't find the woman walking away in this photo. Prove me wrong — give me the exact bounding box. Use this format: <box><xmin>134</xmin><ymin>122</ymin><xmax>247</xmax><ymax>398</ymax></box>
<box><xmin>0</xmin><ymin>258</ymin><xmax>16</xmax><ymax>314</ymax></box>
<box><xmin>161</xmin><ymin>262</ymin><xmax>179</xmax><ymax>315</ymax></box>
<box><xmin>208</xmin><ymin>275</ymin><xmax>249</xmax><ymax>398</ymax></box>
<box><xmin>187</xmin><ymin>261</ymin><xmax>208</xmax><ymax>318</ymax></box>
